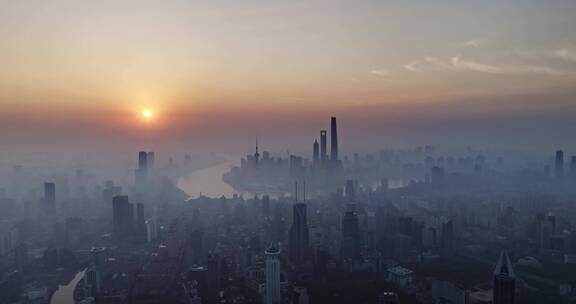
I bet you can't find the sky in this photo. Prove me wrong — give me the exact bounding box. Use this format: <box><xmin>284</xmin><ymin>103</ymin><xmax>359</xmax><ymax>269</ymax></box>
<box><xmin>1</xmin><ymin>0</ymin><xmax>576</xmax><ymax>158</ymax></box>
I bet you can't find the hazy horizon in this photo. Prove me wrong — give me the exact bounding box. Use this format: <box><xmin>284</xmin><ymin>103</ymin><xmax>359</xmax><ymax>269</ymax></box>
<box><xmin>1</xmin><ymin>0</ymin><xmax>576</xmax><ymax>159</ymax></box>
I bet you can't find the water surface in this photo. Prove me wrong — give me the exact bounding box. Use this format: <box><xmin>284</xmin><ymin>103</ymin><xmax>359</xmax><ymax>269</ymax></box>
<box><xmin>178</xmin><ymin>157</ymin><xmax>239</xmax><ymax>198</ymax></box>
<box><xmin>50</xmin><ymin>269</ymin><xmax>86</xmax><ymax>304</ymax></box>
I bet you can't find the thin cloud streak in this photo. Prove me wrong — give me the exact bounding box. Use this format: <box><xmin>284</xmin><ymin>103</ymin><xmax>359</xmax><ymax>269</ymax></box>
<box><xmin>370</xmin><ymin>69</ymin><xmax>391</xmax><ymax>77</ymax></box>
<box><xmin>403</xmin><ymin>56</ymin><xmax>566</xmax><ymax>76</ymax></box>
<box><xmin>554</xmin><ymin>49</ymin><xmax>576</xmax><ymax>62</ymax></box>
<box><xmin>403</xmin><ymin>62</ymin><xmax>423</xmax><ymax>72</ymax></box>
<box><xmin>451</xmin><ymin>56</ymin><xmax>504</xmax><ymax>74</ymax></box>
<box><xmin>463</xmin><ymin>39</ymin><xmax>487</xmax><ymax>48</ymax></box>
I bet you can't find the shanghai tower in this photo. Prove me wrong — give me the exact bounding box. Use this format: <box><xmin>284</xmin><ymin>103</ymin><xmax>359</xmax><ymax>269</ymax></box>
<box><xmin>330</xmin><ymin>116</ymin><xmax>339</xmax><ymax>163</ymax></box>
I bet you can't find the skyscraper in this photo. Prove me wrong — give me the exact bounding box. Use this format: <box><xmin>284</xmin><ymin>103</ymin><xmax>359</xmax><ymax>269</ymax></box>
<box><xmin>440</xmin><ymin>219</ymin><xmax>454</xmax><ymax>254</ymax></box>
<box><xmin>138</xmin><ymin>151</ymin><xmax>148</xmax><ymax>171</ymax></box>
<box><xmin>135</xmin><ymin>151</ymin><xmax>148</xmax><ymax>185</ymax></box>
<box><xmin>330</xmin><ymin>116</ymin><xmax>339</xmax><ymax>163</ymax></box>
<box><xmin>320</xmin><ymin>130</ymin><xmax>328</xmax><ymax>162</ymax></box>
<box><xmin>44</xmin><ymin>182</ymin><xmax>56</xmax><ymax>215</ymax></box>
<box><xmin>207</xmin><ymin>252</ymin><xmax>222</xmax><ymax>302</ymax></box>
<box><xmin>136</xmin><ymin>203</ymin><xmax>146</xmax><ymax>241</ymax></box>
<box><xmin>112</xmin><ymin>195</ymin><xmax>133</xmax><ymax>240</ymax></box>
<box><xmin>570</xmin><ymin>156</ymin><xmax>576</xmax><ymax>176</ymax></box>
<box><xmin>493</xmin><ymin>251</ymin><xmax>516</xmax><ymax>304</ymax></box>
<box><xmin>146</xmin><ymin>152</ymin><xmax>155</xmax><ymax>170</ymax></box>
<box><xmin>289</xmin><ymin>203</ymin><xmax>309</xmax><ymax>264</ymax></box>
<box><xmin>345</xmin><ymin>179</ymin><xmax>355</xmax><ymax>202</ymax></box>
<box><xmin>313</xmin><ymin>140</ymin><xmax>320</xmax><ymax>165</ymax></box>
<box><xmin>88</xmin><ymin>247</ymin><xmax>106</xmax><ymax>295</ymax></box>
<box><xmin>341</xmin><ymin>210</ymin><xmax>360</xmax><ymax>259</ymax></box>
<box><xmin>265</xmin><ymin>245</ymin><xmax>281</xmax><ymax>304</ymax></box>
<box><xmin>555</xmin><ymin>150</ymin><xmax>564</xmax><ymax>178</ymax></box>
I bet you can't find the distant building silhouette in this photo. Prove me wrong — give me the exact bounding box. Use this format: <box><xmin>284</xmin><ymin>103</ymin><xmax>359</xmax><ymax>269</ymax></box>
<box><xmin>345</xmin><ymin>180</ymin><xmax>356</xmax><ymax>202</ymax></box>
<box><xmin>112</xmin><ymin>195</ymin><xmax>134</xmax><ymax>240</ymax></box>
<box><xmin>555</xmin><ymin>150</ymin><xmax>564</xmax><ymax>178</ymax></box>
<box><xmin>138</xmin><ymin>151</ymin><xmax>148</xmax><ymax>171</ymax></box>
<box><xmin>146</xmin><ymin>152</ymin><xmax>155</xmax><ymax>170</ymax></box>
<box><xmin>289</xmin><ymin>203</ymin><xmax>309</xmax><ymax>264</ymax></box>
<box><xmin>265</xmin><ymin>245</ymin><xmax>281</xmax><ymax>304</ymax></box>
<box><xmin>493</xmin><ymin>251</ymin><xmax>516</xmax><ymax>304</ymax></box>
<box><xmin>262</xmin><ymin>195</ymin><xmax>271</xmax><ymax>216</ymax></box>
<box><xmin>136</xmin><ymin>203</ymin><xmax>146</xmax><ymax>241</ymax></box>
<box><xmin>341</xmin><ymin>210</ymin><xmax>360</xmax><ymax>259</ymax></box>
<box><xmin>313</xmin><ymin>140</ymin><xmax>320</xmax><ymax>165</ymax></box>
<box><xmin>43</xmin><ymin>182</ymin><xmax>56</xmax><ymax>215</ymax></box>
<box><xmin>440</xmin><ymin>219</ymin><xmax>454</xmax><ymax>254</ymax></box>
<box><xmin>320</xmin><ymin>130</ymin><xmax>328</xmax><ymax>163</ymax></box>
<box><xmin>571</xmin><ymin>156</ymin><xmax>576</xmax><ymax>176</ymax></box>
<box><xmin>431</xmin><ymin>166</ymin><xmax>445</xmax><ymax>184</ymax></box>
<box><xmin>135</xmin><ymin>151</ymin><xmax>148</xmax><ymax>185</ymax></box>
<box><xmin>206</xmin><ymin>252</ymin><xmax>222</xmax><ymax>302</ymax></box>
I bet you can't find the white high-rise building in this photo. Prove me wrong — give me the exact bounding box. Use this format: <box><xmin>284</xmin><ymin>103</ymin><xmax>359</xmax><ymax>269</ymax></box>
<box><xmin>145</xmin><ymin>217</ymin><xmax>158</xmax><ymax>242</ymax></box>
<box><xmin>265</xmin><ymin>246</ymin><xmax>281</xmax><ymax>304</ymax></box>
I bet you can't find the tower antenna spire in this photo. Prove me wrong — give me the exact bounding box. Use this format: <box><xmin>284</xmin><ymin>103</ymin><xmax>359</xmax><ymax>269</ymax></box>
<box><xmin>254</xmin><ymin>136</ymin><xmax>260</xmax><ymax>168</ymax></box>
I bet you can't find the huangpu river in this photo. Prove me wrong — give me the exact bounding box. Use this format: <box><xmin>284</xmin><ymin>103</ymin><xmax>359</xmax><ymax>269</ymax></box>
<box><xmin>177</xmin><ymin>157</ymin><xmax>240</xmax><ymax>198</ymax></box>
<box><xmin>177</xmin><ymin>156</ymin><xmax>411</xmax><ymax>199</ymax></box>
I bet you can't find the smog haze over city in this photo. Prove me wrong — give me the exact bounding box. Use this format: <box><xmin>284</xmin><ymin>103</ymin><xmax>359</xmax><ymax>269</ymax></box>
<box><xmin>1</xmin><ymin>1</ymin><xmax>576</xmax><ymax>304</ymax></box>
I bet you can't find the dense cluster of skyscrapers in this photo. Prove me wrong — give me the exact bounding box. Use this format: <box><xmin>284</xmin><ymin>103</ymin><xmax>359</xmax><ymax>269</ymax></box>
<box><xmin>112</xmin><ymin>195</ymin><xmax>146</xmax><ymax>241</ymax></box>
<box><xmin>224</xmin><ymin>117</ymin><xmax>345</xmax><ymax>195</ymax></box>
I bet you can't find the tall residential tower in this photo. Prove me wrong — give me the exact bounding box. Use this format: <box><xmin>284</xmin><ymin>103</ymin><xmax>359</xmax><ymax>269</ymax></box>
<box><xmin>265</xmin><ymin>246</ymin><xmax>281</xmax><ymax>304</ymax></box>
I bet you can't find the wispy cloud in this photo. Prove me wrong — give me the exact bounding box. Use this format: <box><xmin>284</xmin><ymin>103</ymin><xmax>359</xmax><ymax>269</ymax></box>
<box><xmin>403</xmin><ymin>62</ymin><xmax>423</xmax><ymax>72</ymax></box>
<box><xmin>452</xmin><ymin>56</ymin><xmax>566</xmax><ymax>75</ymax></box>
<box><xmin>553</xmin><ymin>49</ymin><xmax>576</xmax><ymax>62</ymax></box>
<box><xmin>450</xmin><ymin>56</ymin><xmax>504</xmax><ymax>73</ymax></box>
<box><xmin>463</xmin><ymin>39</ymin><xmax>487</xmax><ymax>48</ymax></box>
<box><xmin>371</xmin><ymin>69</ymin><xmax>391</xmax><ymax>77</ymax></box>
<box><xmin>424</xmin><ymin>56</ymin><xmax>454</xmax><ymax>71</ymax></box>
<box><xmin>513</xmin><ymin>65</ymin><xmax>566</xmax><ymax>76</ymax></box>
<box><xmin>403</xmin><ymin>55</ymin><xmax>566</xmax><ymax>76</ymax></box>
<box><xmin>402</xmin><ymin>56</ymin><xmax>456</xmax><ymax>73</ymax></box>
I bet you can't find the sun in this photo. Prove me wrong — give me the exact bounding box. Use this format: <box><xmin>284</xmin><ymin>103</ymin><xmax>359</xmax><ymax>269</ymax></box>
<box><xmin>142</xmin><ymin>110</ymin><xmax>153</xmax><ymax>119</ymax></box>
